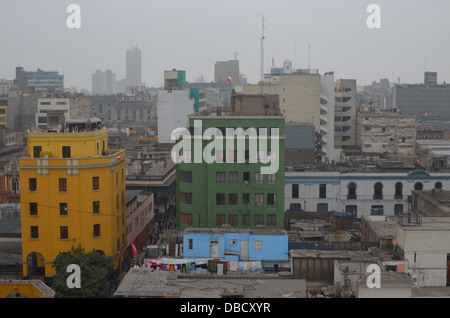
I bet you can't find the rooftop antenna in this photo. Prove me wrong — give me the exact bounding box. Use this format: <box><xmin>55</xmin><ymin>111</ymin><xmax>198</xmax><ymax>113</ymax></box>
<box><xmin>308</xmin><ymin>42</ymin><xmax>311</xmax><ymax>70</ymax></box>
<box><xmin>260</xmin><ymin>15</ymin><xmax>265</xmax><ymax>84</ymax></box>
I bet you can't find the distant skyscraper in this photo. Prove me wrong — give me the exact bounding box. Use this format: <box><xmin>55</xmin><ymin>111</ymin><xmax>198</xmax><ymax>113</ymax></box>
<box><xmin>92</xmin><ymin>69</ymin><xmax>116</xmax><ymax>95</ymax></box>
<box><xmin>126</xmin><ymin>46</ymin><xmax>142</xmax><ymax>89</ymax></box>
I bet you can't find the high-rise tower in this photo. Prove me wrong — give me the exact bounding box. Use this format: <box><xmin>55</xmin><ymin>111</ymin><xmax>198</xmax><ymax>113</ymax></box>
<box><xmin>126</xmin><ymin>46</ymin><xmax>142</xmax><ymax>90</ymax></box>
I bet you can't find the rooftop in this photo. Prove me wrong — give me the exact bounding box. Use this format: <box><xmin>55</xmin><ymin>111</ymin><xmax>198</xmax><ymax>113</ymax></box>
<box><xmin>114</xmin><ymin>268</ymin><xmax>306</xmax><ymax>298</ymax></box>
<box><xmin>184</xmin><ymin>227</ymin><xmax>288</xmax><ymax>236</ymax></box>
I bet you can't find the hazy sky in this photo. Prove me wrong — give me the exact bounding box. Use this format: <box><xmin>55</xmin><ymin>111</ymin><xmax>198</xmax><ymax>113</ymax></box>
<box><xmin>1</xmin><ymin>0</ymin><xmax>450</xmax><ymax>90</ymax></box>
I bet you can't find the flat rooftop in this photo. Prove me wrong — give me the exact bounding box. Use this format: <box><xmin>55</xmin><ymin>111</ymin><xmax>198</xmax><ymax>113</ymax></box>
<box><xmin>183</xmin><ymin>228</ymin><xmax>288</xmax><ymax>236</ymax></box>
<box><xmin>114</xmin><ymin>268</ymin><xmax>306</xmax><ymax>298</ymax></box>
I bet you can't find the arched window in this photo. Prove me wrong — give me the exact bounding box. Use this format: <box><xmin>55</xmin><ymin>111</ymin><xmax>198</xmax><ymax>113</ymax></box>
<box><xmin>347</xmin><ymin>182</ymin><xmax>357</xmax><ymax>199</ymax></box>
<box><xmin>374</xmin><ymin>182</ymin><xmax>383</xmax><ymax>199</ymax></box>
<box><xmin>11</xmin><ymin>178</ymin><xmax>19</xmax><ymax>194</ymax></box>
<box><xmin>414</xmin><ymin>182</ymin><xmax>423</xmax><ymax>191</ymax></box>
<box><xmin>394</xmin><ymin>182</ymin><xmax>403</xmax><ymax>199</ymax></box>
<box><xmin>435</xmin><ymin>182</ymin><xmax>443</xmax><ymax>189</ymax></box>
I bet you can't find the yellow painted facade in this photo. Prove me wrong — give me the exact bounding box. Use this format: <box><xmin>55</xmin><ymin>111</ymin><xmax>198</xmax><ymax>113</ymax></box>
<box><xmin>19</xmin><ymin>128</ymin><xmax>127</xmax><ymax>278</ymax></box>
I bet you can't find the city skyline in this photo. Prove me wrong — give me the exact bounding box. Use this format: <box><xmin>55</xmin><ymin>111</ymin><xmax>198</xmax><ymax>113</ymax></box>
<box><xmin>1</xmin><ymin>0</ymin><xmax>450</xmax><ymax>90</ymax></box>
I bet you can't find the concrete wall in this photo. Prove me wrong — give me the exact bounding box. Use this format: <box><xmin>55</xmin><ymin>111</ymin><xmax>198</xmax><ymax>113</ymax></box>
<box><xmin>157</xmin><ymin>90</ymin><xmax>194</xmax><ymax>143</ymax></box>
<box><xmin>397</xmin><ymin>225</ymin><xmax>450</xmax><ymax>287</ymax></box>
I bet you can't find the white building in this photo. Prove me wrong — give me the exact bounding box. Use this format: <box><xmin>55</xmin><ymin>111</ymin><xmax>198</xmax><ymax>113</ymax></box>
<box><xmin>285</xmin><ymin>169</ymin><xmax>450</xmax><ymax>217</ymax></box>
<box><xmin>35</xmin><ymin>98</ymin><xmax>70</xmax><ymax>131</ymax></box>
<box><xmin>156</xmin><ymin>90</ymin><xmax>195</xmax><ymax>144</ymax></box>
<box><xmin>396</xmin><ymin>216</ymin><xmax>450</xmax><ymax>287</ymax></box>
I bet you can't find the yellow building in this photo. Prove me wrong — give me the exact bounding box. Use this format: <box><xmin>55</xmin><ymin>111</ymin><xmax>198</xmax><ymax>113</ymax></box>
<box><xmin>19</xmin><ymin>119</ymin><xmax>127</xmax><ymax>279</ymax></box>
<box><xmin>0</xmin><ymin>98</ymin><xmax>7</xmax><ymax>128</ymax></box>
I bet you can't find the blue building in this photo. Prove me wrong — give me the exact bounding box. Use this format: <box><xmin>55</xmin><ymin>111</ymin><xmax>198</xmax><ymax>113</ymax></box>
<box><xmin>15</xmin><ymin>67</ymin><xmax>64</xmax><ymax>93</ymax></box>
<box><xmin>182</xmin><ymin>228</ymin><xmax>288</xmax><ymax>262</ymax></box>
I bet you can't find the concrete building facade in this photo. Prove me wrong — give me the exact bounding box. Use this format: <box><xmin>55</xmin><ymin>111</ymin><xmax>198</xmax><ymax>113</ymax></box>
<box><xmin>214</xmin><ymin>60</ymin><xmax>239</xmax><ymax>86</ymax></box>
<box><xmin>285</xmin><ymin>169</ymin><xmax>450</xmax><ymax>217</ymax></box>
<box><xmin>357</xmin><ymin>110</ymin><xmax>417</xmax><ymax>155</ymax></box>
<box><xmin>176</xmin><ymin>113</ymin><xmax>285</xmax><ymax>230</ymax></box>
<box><xmin>334</xmin><ymin>79</ymin><xmax>357</xmax><ymax>148</ymax></box>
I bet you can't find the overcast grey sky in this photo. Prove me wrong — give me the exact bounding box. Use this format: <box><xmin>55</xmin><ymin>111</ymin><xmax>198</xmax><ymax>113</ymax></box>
<box><xmin>1</xmin><ymin>0</ymin><xmax>450</xmax><ymax>90</ymax></box>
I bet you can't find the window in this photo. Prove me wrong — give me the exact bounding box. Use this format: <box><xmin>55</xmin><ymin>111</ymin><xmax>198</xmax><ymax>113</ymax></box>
<box><xmin>267</xmin><ymin>193</ymin><xmax>276</xmax><ymax>205</ymax></box>
<box><xmin>59</xmin><ymin>203</ymin><xmax>68</xmax><ymax>216</ymax></box>
<box><xmin>229</xmin><ymin>214</ymin><xmax>238</xmax><ymax>226</ymax></box>
<box><xmin>180</xmin><ymin>192</ymin><xmax>193</xmax><ymax>204</ymax></box>
<box><xmin>33</xmin><ymin>146</ymin><xmax>42</xmax><ymax>158</ymax></box>
<box><xmin>228</xmin><ymin>172</ymin><xmax>238</xmax><ymax>184</ymax></box>
<box><xmin>188</xmin><ymin>239</ymin><xmax>193</xmax><ymax>250</ymax></box>
<box><xmin>242</xmin><ymin>193</ymin><xmax>250</xmax><ymax>204</ymax></box>
<box><xmin>62</xmin><ymin>146</ymin><xmax>71</xmax><ymax>158</ymax></box>
<box><xmin>216</xmin><ymin>193</ymin><xmax>226</xmax><ymax>205</ymax></box>
<box><xmin>243</xmin><ymin>172</ymin><xmax>250</xmax><ymax>183</ymax></box>
<box><xmin>92</xmin><ymin>177</ymin><xmax>99</xmax><ymax>190</ymax></box>
<box><xmin>319</xmin><ymin>184</ymin><xmax>327</xmax><ymax>199</ymax></box>
<box><xmin>255</xmin><ymin>172</ymin><xmax>264</xmax><ymax>184</ymax></box>
<box><xmin>93</xmin><ymin>201</ymin><xmax>100</xmax><ymax>214</ymax></box>
<box><xmin>181</xmin><ymin>213</ymin><xmax>193</xmax><ymax>225</ymax></box>
<box><xmin>255</xmin><ymin>214</ymin><xmax>264</xmax><ymax>226</ymax></box>
<box><xmin>414</xmin><ymin>182</ymin><xmax>423</xmax><ymax>191</ymax></box>
<box><xmin>435</xmin><ymin>182</ymin><xmax>443</xmax><ymax>189</ymax></box>
<box><xmin>228</xmin><ymin>193</ymin><xmax>238</xmax><ymax>205</ymax></box>
<box><xmin>317</xmin><ymin>203</ymin><xmax>329</xmax><ymax>212</ymax></box>
<box><xmin>180</xmin><ymin>171</ymin><xmax>193</xmax><ymax>183</ymax></box>
<box><xmin>255</xmin><ymin>193</ymin><xmax>264</xmax><ymax>205</ymax></box>
<box><xmin>267</xmin><ymin>173</ymin><xmax>277</xmax><ymax>184</ymax></box>
<box><xmin>374</xmin><ymin>182</ymin><xmax>383</xmax><ymax>199</ymax></box>
<box><xmin>371</xmin><ymin>205</ymin><xmax>384</xmax><ymax>215</ymax></box>
<box><xmin>216</xmin><ymin>214</ymin><xmax>225</xmax><ymax>226</ymax></box>
<box><xmin>216</xmin><ymin>172</ymin><xmax>226</xmax><ymax>184</ymax></box>
<box><xmin>59</xmin><ymin>178</ymin><xmax>67</xmax><ymax>192</ymax></box>
<box><xmin>29</xmin><ymin>203</ymin><xmax>38</xmax><ymax>216</ymax></box>
<box><xmin>292</xmin><ymin>184</ymin><xmax>299</xmax><ymax>198</ymax></box>
<box><xmin>93</xmin><ymin>224</ymin><xmax>101</xmax><ymax>237</ymax></box>
<box><xmin>267</xmin><ymin>214</ymin><xmax>277</xmax><ymax>226</ymax></box>
<box><xmin>29</xmin><ymin>178</ymin><xmax>37</xmax><ymax>192</ymax></box>
<box><xmin>30</xmin><ymin>226</ymin><xmax>38</xmax><ymax>239</ymax></box>
<box><xmin>395</xmin><ymin>182</ymin><xmax>403</xmax><ymax>199</ymax></box>
<box><xmin>60</xmin><ymin>226</ymin><xmax>68</xmax><ymax>240</ymax></box>
<box><xmin>290</xmin><ymin>203</ymin><xmax>301</xmax><ymax>211</ymax></box>
<box><xmin>11</xmin><ymin>178</ymin><xmax>19</xmax><ymax>194</ymax></box>
<box><xmin>255</xmin><ymin>240</ymin><xmax>263</xmax><ymax>250</ymax></box>
<box><xmin>242</xmin><ymin>214</ymin><xmax>250</xmax><ymax>225</ymax></box>
<box><xmin>348</xmin><ymin>183</ymin><xmax>357</xmax><ymax>199</ymax></box>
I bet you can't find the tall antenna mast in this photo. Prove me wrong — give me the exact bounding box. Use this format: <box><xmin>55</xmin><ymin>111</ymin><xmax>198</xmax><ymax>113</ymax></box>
<box><xmin>260</xmin><ymin>15</ymin><xmax>265</xmax><ymax>84</ymax></box>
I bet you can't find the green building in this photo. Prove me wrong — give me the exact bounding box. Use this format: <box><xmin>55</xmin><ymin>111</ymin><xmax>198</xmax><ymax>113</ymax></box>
<box><xmin>175</xmin><ymin>114</ymin><xmax>285</xmax><ymax>230</ymax></box>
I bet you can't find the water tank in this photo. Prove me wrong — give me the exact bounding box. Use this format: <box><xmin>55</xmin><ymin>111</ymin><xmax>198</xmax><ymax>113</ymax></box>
<box><xmin>146</xmin><ymin>245</ymin><xmax>159</xmax><ymax>258</ymax></box>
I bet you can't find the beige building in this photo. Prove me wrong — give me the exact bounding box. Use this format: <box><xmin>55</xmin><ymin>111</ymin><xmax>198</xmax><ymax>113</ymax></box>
<box><xmin>357</xmin><ymin>110</ymin><xmax>417</xmax><ymax>155</ymax></box>
<box><xmin>243</xmin><ymin>73</ymin><xmax>321</xmax><ymax>129</ymax></box>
